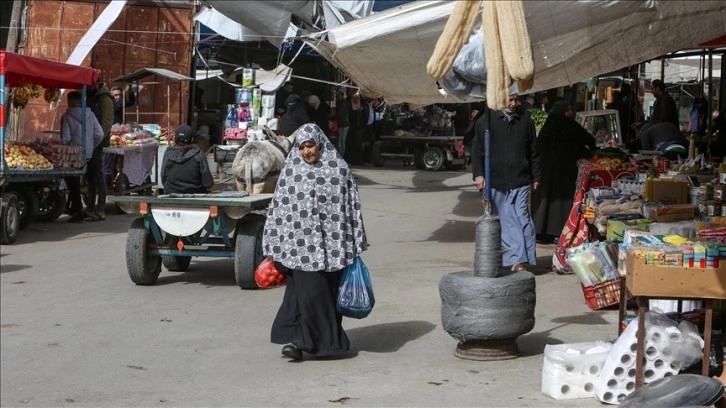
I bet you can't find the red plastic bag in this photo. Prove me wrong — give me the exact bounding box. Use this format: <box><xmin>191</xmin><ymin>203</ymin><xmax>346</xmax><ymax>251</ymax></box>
<box><xmin>254</xmin><ymin>258</ymin><xmax>286</xmax><ymax>288</ymax></box>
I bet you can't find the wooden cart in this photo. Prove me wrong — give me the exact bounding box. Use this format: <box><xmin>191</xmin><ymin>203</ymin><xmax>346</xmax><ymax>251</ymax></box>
<box><xmin>111</xmin><ymin>192</ymin><xmax>272</xmax><ymax>289</ymax></box>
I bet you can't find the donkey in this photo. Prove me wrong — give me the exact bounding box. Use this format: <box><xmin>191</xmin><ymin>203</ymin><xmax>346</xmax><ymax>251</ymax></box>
<box><xmin>230</xmin><ymin>128</ymin><xmax>296</xmax><ymax>195</ymax></box>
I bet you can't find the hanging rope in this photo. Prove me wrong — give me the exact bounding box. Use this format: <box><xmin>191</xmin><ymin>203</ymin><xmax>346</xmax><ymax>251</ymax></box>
<box><xmin>426</xmin><ymin>0</ymin><xmax>535</xmax><ymax>110</ymax></box>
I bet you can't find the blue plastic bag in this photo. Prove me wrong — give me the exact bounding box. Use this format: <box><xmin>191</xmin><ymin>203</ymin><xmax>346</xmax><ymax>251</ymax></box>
<box><xmin>336</xmin><ymin>257</ymin><xmax>375</xmax><ymax>319</ymax></box>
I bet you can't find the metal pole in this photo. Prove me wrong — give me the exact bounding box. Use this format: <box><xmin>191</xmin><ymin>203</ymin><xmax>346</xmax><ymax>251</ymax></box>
<box><xmin>167</xmin><ymin>82</ymin><xmax>171</xmax><ymax>133</ymax></box>
<box><xmin>660</xmin><ymin>57</ymin><xmax>665</xmax><ymax>83</ymax></box>
<box><xmin>708</xmin><ymin>48</ymin><xmax>714</xmax><ymax>135</ymax></box>
<box><xmin>135</xmin><ymin>80</ymin><xmax>140</xmax><ymax>126</ymax></box>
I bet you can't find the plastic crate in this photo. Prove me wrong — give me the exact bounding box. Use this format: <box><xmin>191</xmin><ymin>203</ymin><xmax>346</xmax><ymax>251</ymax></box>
<box><xmin>581</xmin><ymin>277</ymin><xmax>622</xmax><ymax>310</ymax></box>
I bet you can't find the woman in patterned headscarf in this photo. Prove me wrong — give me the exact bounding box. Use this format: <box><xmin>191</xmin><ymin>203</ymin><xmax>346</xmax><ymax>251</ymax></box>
<box><xmin>263</xmin><ymin>123</ymin><xmax>368</xmax><ymax>361</ymax></box>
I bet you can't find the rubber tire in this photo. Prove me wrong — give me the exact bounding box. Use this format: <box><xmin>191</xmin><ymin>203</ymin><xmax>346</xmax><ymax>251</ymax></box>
<box><xmin>422</xmin><ymin>147</ymin><xmax>444</xmax><ymax>171</ymax></box>
<box><xmin>13</xmin><ymin>187</ymin><xmax>39</xmax><ymax>229</ymax></box>
<box><xmin>234</xmin><ymin>218</ymin><xmax>265</xmax><ymax>289</ymax></box>
<box><xmin>162</xmin><ymin>234</ymin><xmax>192</xmax><ymax>272</ymax></box>
<box><xmin>372</xmin><ymin>141</ymin><xmax>385</xmax><ymax>167</ymax></box>
<box><xmin>1</xmin><ymin>192</ymin><xmax>20</xmax><ymax>245</ymax></box>
<box><xmin>36</xmin><ymin>189</ymin><xmax>66</xmax><ymax>222</ymax></box>
<box><xmin>126</xmin><ymin>217</ymin><xmax>162</xmax><ymax>285</ymax></box>
<box><xmin>413</xmin><ymin>148</ymin><xmax>425</xmax><ymax>169</ymax></box>
<box><xmin>439</xmin><ymin>270</ymin><xmax>536</xmax><ymax>341</ymax></box>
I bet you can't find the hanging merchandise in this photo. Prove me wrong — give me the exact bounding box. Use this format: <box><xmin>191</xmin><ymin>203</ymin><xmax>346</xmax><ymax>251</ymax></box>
<box><xmin>261</xmin><ymin>95</ymin><xmax>276</xmax><ymax>108</ymax></box>
<box><xmin>226</xmin><ymin>104</ymin><xmax>238</xmax><ymax>129</ymax></box>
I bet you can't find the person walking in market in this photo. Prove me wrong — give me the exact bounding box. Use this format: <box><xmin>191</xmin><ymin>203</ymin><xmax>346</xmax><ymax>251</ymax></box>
<box><xmin>263</xmin><ymin>123</ymin><xmax>368</xmax><ymax>361</ymax></box>
<box><xmin>470</xmin><ymin>86</ymin><xmax>541</xmax><ymax>272</ymax></box>
<box><xmin>531</xmin><ymin>101</ymin><xmax>596</xmax><ymax>244</ymax></box>
<box><xmin>60</xmin><ymin>91</ymin><xmax>104</xmax><ymax>223</ymax></box>
<box><xmin>86</xmin><ymin>78</ymin><xmax>113</xmax><ymax>221</ymax></box>
<box><xmin>332</xmin><ymin>87</ymin><xmax>349</xmax><ymax>157</ymax></box>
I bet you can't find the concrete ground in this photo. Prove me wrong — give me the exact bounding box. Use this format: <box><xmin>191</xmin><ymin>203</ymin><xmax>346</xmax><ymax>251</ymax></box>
<box><xmin>0</xmin><ymin>164</ymin><xmax>620</xmax><ymax>407</ymax></box>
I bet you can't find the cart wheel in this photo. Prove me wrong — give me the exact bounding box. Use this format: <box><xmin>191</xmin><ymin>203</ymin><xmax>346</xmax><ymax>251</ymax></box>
<box><xmin>162</xmin><ymin>234</ymin><xmax>192</xmax><ymax>272</ymax></box>
<box><xmin>12</xmin><ymin>187</ymin><xmax>39</xmax><ymax>229</ymax></box>
<box><xmin>126</xmin><ymin>217</ymin><xmax>162</xmax><ymax>285</ymax></box>
<box><xmin>413</xmin><ymin>148</ymin><xmax>425</xmax><ymax>169</ymax></box>
<box><xmin>234</xmin><ymin>218</ymin><xmax>265</xmax><ymax>289</ymax></box>
<box><xmin>115</xmin><ymin>201</ymin><xmax>137</xmax><ymax>214</ymax></box>
<box><xmin>372</xmin><ymin>141</ymin><xmax>385</xmax><ymax>167</ymax></box>
<box><xmin>1</xmin><ymin>192</ymin><xmax>20</xmax><ymax>245</ymax></box>
<box><xmin>36</xmin><ymin>189</ymin><xmax>66</xmax><ymax>222</ymax></box>
<box><xmin>422</xmin><ymin>147</ymin><xmax>445</xmax><ymax>171</ymax></box>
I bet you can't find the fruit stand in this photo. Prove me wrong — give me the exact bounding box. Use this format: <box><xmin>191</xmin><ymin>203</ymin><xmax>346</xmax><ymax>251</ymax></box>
<box><xmin>110</xmin><ymin>192</ymin><xmax>272</xmax><ymax>289</ymax></box>
<box><xmin>106</xmin><ymin>68</ymin><xmax>193</xmax><ymax>208</ymax></box>
<box><xmin>0</xmin><ymin>50</ymin><xmax>100</xmax><ymax>244</ymax></box>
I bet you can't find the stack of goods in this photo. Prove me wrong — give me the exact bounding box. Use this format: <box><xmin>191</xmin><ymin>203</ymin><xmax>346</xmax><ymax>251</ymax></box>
<box><xmin>590</xmin><ymin>148</ymin><xmax>638</xmax><ymax>172</ymax></box>
<box><xmin>3</xmin><ymin>142</ymin><xmax>54</xmax><ymax>169</ymax></box>
<box><xmin>138</xmin><ymin>124</ymin><xmax>171</xmax><ymax>145</ymax></box>
<box><xmin>109</xmin><ymin>124</ymin><xmax>159</xmax><ymax>147</ymax></box>
<box><xmin>541</xmin><ymin>341</ymin><xmax>613</xmax><ymax>400</ymax></box>
<box><xmin>30</xmin><ymin>138</ymin><xmax>83</xmax><ymax>169</ymax></box>
<box><xmin>584</xmin><ymin>192</ymin><xmax>643</xmax><ymax>237</ymax></box>
<box><xmin>566</xmin><ymin>242</ymin><xmax>623</xmax><ymax>310</ymax></box>
<box><xmin>594</xmin><ymin>311</ymin><xmax>704</xmax><ymax>404</ymax></box>
<box><xmin>541</xmin><ymin>311</ymin><xmax>707</xmax><ymax>404</ymax></box>
<box><xmin>617</xmin><ymin>230</ymin><xmax>725</xmax><ymax>275</ymax></box>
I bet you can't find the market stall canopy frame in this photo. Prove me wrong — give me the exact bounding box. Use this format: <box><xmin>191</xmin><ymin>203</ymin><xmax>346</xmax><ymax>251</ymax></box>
<box><xmin>112</xmin><ymin>68</ymin><xmax>194</xmax><ymax>83</ymax></box>
<box><xmin>298</xmin><ymin>0</ymin><xmax>726</xmax><ymax>105</ymax></box>
<box><xmin>0</xmin><ymin>50</ymin><xmax>100</xmax><ymax>89</ymax></box>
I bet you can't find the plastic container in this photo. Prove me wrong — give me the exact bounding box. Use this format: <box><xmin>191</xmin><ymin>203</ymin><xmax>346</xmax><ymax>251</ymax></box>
<box><xmin>582</xmin><ymin>277</ymin><xmax>623</xmax><ymax>310</ymax></box>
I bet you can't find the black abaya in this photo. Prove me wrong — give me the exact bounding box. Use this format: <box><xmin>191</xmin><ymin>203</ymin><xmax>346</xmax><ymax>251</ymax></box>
<box><xmin>531</xmin><ymin>115</ymin><xmax>596</xmax><ymax>237</ymax></box>
<box><xmin>271</xmin><ymin>268</ymin><xmax>350</xmax><ymax>356</ymax></box>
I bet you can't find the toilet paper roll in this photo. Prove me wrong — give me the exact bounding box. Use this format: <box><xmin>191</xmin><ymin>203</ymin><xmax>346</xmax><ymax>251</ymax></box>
<box><xmin>267</xmin><ymin>118</ymin><xmax>279</xmax><ymax>131</ymax></box>
<box><xmin>261</xmin><ymin>95</ymin><xmax>276</xmax><ymax>108</ymax></box>
<box><xmin>262</xmin><ymin>107</ymin><xmax>275</xmax><ymax>120</ymax></box>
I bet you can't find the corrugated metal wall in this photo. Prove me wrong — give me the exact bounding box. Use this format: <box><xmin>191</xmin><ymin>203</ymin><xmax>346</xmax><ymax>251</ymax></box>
<box><xmin>15</xmin><ymin>0</ymin><xmax>193</xmax><ymax>139</ymax></box>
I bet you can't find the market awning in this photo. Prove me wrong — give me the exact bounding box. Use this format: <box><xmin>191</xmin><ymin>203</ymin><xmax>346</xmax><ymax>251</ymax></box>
<box><xmin>301</xmin><ymin>0</ymin><xmax>726</xmax><ymax>105</ymax></box>
<box><xmin>0</xmin><ymin>50</ymin><xmax>100</xmax><ymax>89</ymax></box>
<box><xmin>112</xmin><ymin>68</ymin><xmax>193</xmax><ymax>83</ymax></box>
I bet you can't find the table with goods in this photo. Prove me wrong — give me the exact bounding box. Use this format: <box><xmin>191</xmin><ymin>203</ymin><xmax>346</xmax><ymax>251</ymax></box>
<box><xmin>103</xmin><ymin>123</ymin><xmax>163</xmax><ymax>205</ymax></box>
<box><xmin>110</xmin><ymin>192</ymin><xmax>272</xmax><ymax>289</ymax></box>
<box><xmin>0</xmin><ymin>50</ymin><xmax>100</xmax><ymax>244</ymax></box>
<box><xmin>538</xmin><ymin>140</ymin><xmax>726</xmax><ymax>404</ymax></box>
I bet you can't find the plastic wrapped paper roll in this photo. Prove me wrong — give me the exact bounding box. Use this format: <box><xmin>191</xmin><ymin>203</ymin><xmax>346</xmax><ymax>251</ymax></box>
<box><xmin>262</xmin><ymin>95</ymin><xmax>276</xmax><ymax>108</ymax></box>
<box><xmin>267</xmin><ymin>118</ymin><xmax>279</xmax><ymax>131</ymax></box>
<box><xmin>262</xmin><ymin>107</ymin><xmax>275</xmax><ymax>120</ymax></box>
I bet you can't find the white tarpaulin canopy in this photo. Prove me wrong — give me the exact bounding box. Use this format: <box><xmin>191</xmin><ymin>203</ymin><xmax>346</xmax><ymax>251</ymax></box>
<box><xmin>301</xmin><ymin>0</ymin><xmax>726</xmax><ymax>105</ymax></box>
<box><xmin>194</xmin><ymin>64</ymin><xmax>293</xmax><ymax>94</ymax></box>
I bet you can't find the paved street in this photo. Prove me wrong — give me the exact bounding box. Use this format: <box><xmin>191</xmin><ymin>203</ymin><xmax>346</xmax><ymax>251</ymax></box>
<box><xmin>1</xmin><ymin>164</ymin><xmax>619</xmax><ymax>407</ymax></box>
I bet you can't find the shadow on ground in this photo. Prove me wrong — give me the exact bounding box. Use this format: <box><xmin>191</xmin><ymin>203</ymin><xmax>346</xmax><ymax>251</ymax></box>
<box><xmin>347</xmin><ymin>320</ymin><xmax>436</xmax><ymax>353</ymax></box>
<box><xmin>518</xmin><ymin>312</ymin><xmax>611</xmax><ymax>356</ymax></box>
<box><xmin>0</xmin><ymin>264</ymin><xmax>32</xmax><ymax>274</ymax></box>
<box><xmin>154</xmin><ymin>259</ymin><xmax>238</xmax><ymax>287</ymax></box>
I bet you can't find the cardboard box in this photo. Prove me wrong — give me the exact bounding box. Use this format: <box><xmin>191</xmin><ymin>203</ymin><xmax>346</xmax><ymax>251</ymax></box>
<box><xmin>645</xmin><ymin>179</ymin><xmax>688</xmax><ymax>204</ymax></box>
<box><xmin>644</xmin><ymin>204</ymin><xmax>697</xmax><ymax>222</ymax></box>
<box><xmin>625</xmin><ymin>252</ymin><xmax>726</xmax><ymax>299</ymax></box>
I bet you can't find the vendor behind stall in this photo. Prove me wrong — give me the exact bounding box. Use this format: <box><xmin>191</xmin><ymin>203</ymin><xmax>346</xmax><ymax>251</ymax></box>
<box><xmin>639</xmin><ymin>122</ymin><xmax>688</xmax><ymax>160</ymax></box>
<box><xmin>160</xmin><ymin>125</ymin><xmax>214</xmax><ymax>194</ymax></box>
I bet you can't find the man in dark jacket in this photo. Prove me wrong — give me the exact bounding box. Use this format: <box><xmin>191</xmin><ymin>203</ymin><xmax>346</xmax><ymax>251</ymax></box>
<box><xmin>87</xmin><ymin>80</ymin><xmax>114</xmax><ymax>220</ymax></box>
<box><xmin>471</xmin><ymin>89</ymin><xmax>541</xmax><ymax>272</ymax></box>
<box><xmin>161</xmin><ymin>125</ymin><xmax>214</xmax><ymax>194</ymax></box>
<box><xmin>111</xmin><ymin>86</ymin><xmax>136</xmax><ymax>124</ymax></box>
